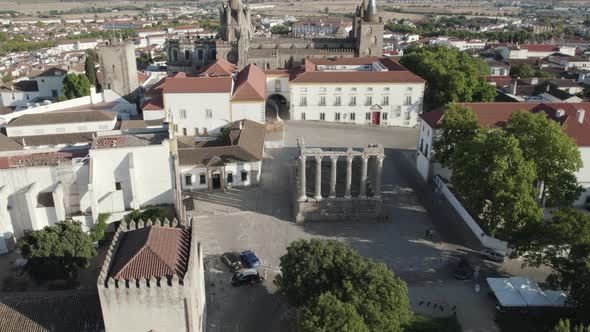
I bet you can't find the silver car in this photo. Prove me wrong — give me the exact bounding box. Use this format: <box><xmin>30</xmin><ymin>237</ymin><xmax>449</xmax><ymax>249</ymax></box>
<box><xmin>480</xmin><ymin>248</ymin><xmax>506</xmax><ymax>263</ymax></box>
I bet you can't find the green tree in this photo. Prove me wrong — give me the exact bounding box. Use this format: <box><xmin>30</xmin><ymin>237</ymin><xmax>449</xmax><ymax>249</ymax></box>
<box><xmin>298</xmin><ymin>292</ymin><xmax>369</xmax><ymax>332</ymax></box>
<box><xmin>90</xmin><ymin>213</ymin><xmax>110</xmax><ymax>243</ymax></box>
<box><xmin>433</xmin><ymin>103</ymin><xmax>479</xmax><ymax>167</ymax></box>
<box><xmin>2</xmin><ymin>72</ymin><xmax>12</xmax><ymax>83</ymax></box>
<box><xmin>270</xmin><ymin>25</ymin><xmax>289</xmax><ymax>35</ymax></box>
<box><xmin>275</xmin><ymin>239</ymin><xmax>412</xmax><ymax>332</ymax></box>
<box><xmin>84</xmin><ymin>51</ymin><xmax>97</xmax><ymax>87</ymax></box>
<box><xmin>19</xmin><ymin>220</ymin><xmax>96</xmax><ymax>281</ymax></box>
<box><xmin>510</xmin><ymin>63</ymin><xmax>535</xmax><ymax>78</ymax></box>
<box><xmin>62</xmin><ymin>73</ymin><xmax>91</xmax><ymax>99</ymax></box>
<box><xmin>451</xmin><ymin>130</ymin><xmax>542</xmax><ymax>239</ymax></box>
<box><xmin>505</xmin><ymin>111</ymin><xmax>582</xmax><ymax>206</ymax></box>
<box><xmin>399</xmin><ymin>46</ymin><xmax>496</xmax><ymax>109</ymax></box>
<box><xmin>123</xmin><ymin>208</ymin><xmax>165</xmax><ymax>223</ymax></box>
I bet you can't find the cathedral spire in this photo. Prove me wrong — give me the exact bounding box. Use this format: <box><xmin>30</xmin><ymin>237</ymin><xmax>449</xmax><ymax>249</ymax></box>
<box><xmin>365</xmin><ymin>0</ymin><xmax>378</xmax><ymax>22</ymax></box>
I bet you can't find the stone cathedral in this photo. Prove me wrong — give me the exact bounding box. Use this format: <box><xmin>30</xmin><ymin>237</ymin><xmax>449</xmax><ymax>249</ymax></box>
<box><xmin>166</xmin><ymin>0</ymin><xmax>384</xmax><ymax>74</ymax></box>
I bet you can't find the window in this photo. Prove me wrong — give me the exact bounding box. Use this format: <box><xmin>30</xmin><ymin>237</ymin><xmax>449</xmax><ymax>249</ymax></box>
<box><xmin>350</xmin><ymin>96</ymin><xmax>356</xmax><ymax>106</ymax></box>
<box><xmin>199</xmin><ymin>174</ymin><xmax>206</xmax><ymax>184</ymax></box>
<box><xmin>365</xmin><ymin>96</ymin><xmax>372</xmax><ymax>106</ymax></box>
<box><xmin>351</xmin><ymin>87</ymin><xmax>357</xmax><ymax>92</ymax></box>
<box><xmin>241</xmin><ymin>171</ymin><xmax>248</xmax><ymax>182</ymax></box>
<box><xmin>107</xmin><ymin>83</ymin><xmax>111</xmax><ymax>90</ymax></box>
<box><xmin>300</xmin><ymin>96</ymin><xmax>307</xmax><ymax>106</ymax></box>
<box><xmin>185</xmin><ymin>50</ymin><xmax>191</xmax><ymax>60</ymax></box>
<box><xmin>274</xmin><ymin>80</ymin><xmax>281</xmax><ymax>92</ymax></box>
<box><xmin>335</xmin><ymin>87</ymin><xmax>342</xmax><ymax>92</ymax></box>
<box><xmin>227</xmin><ymin>173</ymin><xmax>233</xmax><ymax>183</ymax></box>
<box><xmin>205</xmin><ymin>109</ymin><xmax>213</xmax><ymax>118</ymax></box>
<box><xmin>404</xmin><ymin>95</ymin><xmax>412</xmax><ymax>105</ymax></box>
<box><xmin>335</xmin><ymin>112</ymin><xmax>341</xmax><ymax>121</ymax></box>
<box><xmin>179</xmin><ymin>109</ymin><xmax>187</xmax><ymax>119</ymax></box>
<box><xmin>382</xmin><ymin>112</ymin><xmax>388</xmax><ymax>120</ymax></box>
<box><xmin>365</xmin><ymin>112</ymin><xmax>371</xmax><ymax>120</ymax></box>
<box><xmin>367</xmin><ymin>87</ymin><xmax>373</xmax><ymax>92</ymax></box>
<box><xmin>195</xmin><ymin>128</ymin><xmax>200</xmax><ymax>135</ymax></box>
<box><xmin>300</xmin><ymin>112</ymin><xmax>306</xmax><ymax>120</ymax></box>
<box><xmin>406</xmin><ymin>87</ymin><xmax>413</xmax><ymax>92</ymax></box>
<box><xmin>425</xmin><ymin>144</ymin><xmax>429</xmax><ymax>158</ymax></box>
<box><xmin>300</xmin><ymin>88</ymin><xmax>307</xmax><ymax>92</ymax></box>
<box><xmin>185</xmin><ymin>175</ymin><xmax>192</xmax><ymax>186</ymax></box>
<box><xmin>334</xmin><ymin>96</ymin><xmax>341</xmax><ymax>106</ymax></box>
<box><xmin>319</xmin><ymin>96</ymin><xmax>326</xmax><ymax>106</ymax></box>
<box><xmin>51</xmin><ymin>89</ymin><xmax>58</xmax><ymax>97</ymax></box>
<box><xmin>320</xmin><ymin>113</ymin><xmax>326</xmax><ymax>120</ymax></box>
<box><xmin>174</xmin><ymin>124</ymin><xmax>179</xmax><ymax>132</ymax></box>
<box><xmin>183</xmin><ymin>128</ymin><xmax>187</xmax><ymax>136</ymax></box>
<box><xmin>382</xmin><ymin>96</ymin><xmax>389</xmax><ymax>106</ymax></box>
<box><xmin>350</xmin><ymin>112</ymin><xmax>356</xmax><ymax>121</ymax></box>
<box><xmin>420</xmin><ymin>138</ymin><xmax>423</xmax><ymax>152</ymax></box>
<box><xmin>320</xmin><ymin>87</ymin><xmax>326</xmax><ymax>92</ymax></box>
<box><xmin>26</xmin><ymin>94</ymin><xmax>30</xmax><ymax>100</ymax></box>
<box><xmin>405</xmin><ymin>111</ymin><xmax>411</xmax><ymax>120</ymax></box>
<box><xmin>384</xmin><ymin>87</ymin><xmax>390</xmax><ymax>91</ymax></box>
<box><xmin>197</xmin><ymin>49</ymin><xmax>204</xmax><ymax>60</ymax></box>
<box><xmin>115</xmin><ymin>182</ymin><xmax>122</xmax><ymax>190</ymax></box>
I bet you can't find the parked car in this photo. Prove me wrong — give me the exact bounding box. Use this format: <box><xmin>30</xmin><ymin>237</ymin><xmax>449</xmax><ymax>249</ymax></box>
<box><xmin>220</xmin><ymin>252</ymin><xmax>243</xmax><ymax>272</ymax></box>
<box><xmin>453</xmin><ymin>257</ymin><xmax>472</xmax><ymax>280</ymax></box>
<box><xmin>480</xmin><ymin>248</ymin><xmax>506</xmax><ymax>263</ymax></box>
<box><xmin>231</xmin><ymin>269</ymin><xmax>264</xmax><ymax>286</ymax></box>
<box><xmin>240</xmin><ymin>250</ymin><xmax>261</xmax><ymax>268</ymax></box>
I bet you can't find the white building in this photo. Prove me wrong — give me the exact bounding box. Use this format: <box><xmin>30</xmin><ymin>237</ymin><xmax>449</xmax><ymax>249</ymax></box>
<box><xmin>55</xmin><ymin>38</ymin><xmax>102</xmax><ymax>52</ymax></box>
<box><xmin>288</xmin><ymin>57</ymin><xmax>425</xmax><ymax>127</ymax></box>
<box><xmin>499</xmin><ymin>44</ymin><xmax>576</xmax><ymax>60</ymax></box>
<box><xmin>177</xmin><ymin>119</ymin><xmax>265</xmax><ymax>191</ymax></box>
<box><xmin>0</xmin><ymin>67</ymin><xmax>68</xmax><ymax>109</ymax></box>
<box><xmin>416</xmin><ymin>102</ymin><xmax>590</xmax><ymax>207</ymax></box>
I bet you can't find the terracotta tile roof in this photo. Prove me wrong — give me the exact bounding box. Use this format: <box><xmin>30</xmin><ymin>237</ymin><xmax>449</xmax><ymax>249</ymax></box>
<box><xmin>199</xmin><ymin>59</ymin><xmax>237</xmax><ymax>77</ymax></box>
<box><xmin>0</xmin><ymin>152</ymin><xmax>74</xmax><ymax>169</ymax></box>
<box><xmin>420</xmin><ymin>102</ymin><xmax>590</xmax><ymax>146</ymax></box>
<box><xmin>520</xmin><ymin>44</ymin><xmax>560</xmax><ymax>52</ymax></box>
<box><xmin>142</xmin><ymin>94</ymin><xmax>164</xmax><ymax>111</ymax></box>
<box><xmin>263</xmin><ymin>69</ymin><xmax>291</xmax><ymax>75</ymax></box>
<box><xmin>34</xmin><ymin>67</ymin><xmax>67</xmax><ymax>77</ymax></box>
<box><xmin>290</xmin><ymin>57</ymin><xmax>425</xmax><ymax>84</ymax></box>
<box><xmin>0</xmin><ymin>80</ymin><xmax>39</xmax><ymax>92</ymax></box>
<box><xmin>162</xmin><ymin>76</ymin><xmax>232</xmax><ymax>94</ymax></box>
<box><xmin>232</xmin><ymin>64</ymin><xmax>266</xmax><ymax>102</ymax></box>
<box><xmin>0</xmin><ymin>290</ymin><xmax>104</xmax><ymax>332</ymax></box>
<box><xmin>486</xmin><ymin>76</ymin><xmax>512</xmax><ymax>87</ymax></box>
<box><xmin>178</xmin><ymin>119</ymin><xmax>265</xmax><ymax>165</ymax></box>
<box><xmin>305</xmin><ymin>57</ymin><xmax>381</xmax><ymax>66</ymax></box>
<box><xmin>108</xmin><ymin>226</ymin><xmax>191</xmax><ymax>281</ymax></box>
<box><xmin>6</xmin><ymin>110</ymin><xmax>117</xmax><ymax>127</ymax></box>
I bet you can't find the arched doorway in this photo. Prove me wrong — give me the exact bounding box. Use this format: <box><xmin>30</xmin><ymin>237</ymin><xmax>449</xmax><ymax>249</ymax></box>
<box><xmin>266</xmin><ymin>94</ymin><xmax>289</xmax><ymax>121</ymax></box>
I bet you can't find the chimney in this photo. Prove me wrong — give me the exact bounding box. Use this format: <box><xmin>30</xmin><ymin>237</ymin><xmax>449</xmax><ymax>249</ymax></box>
<box><xmin>576</xmin><ymin>109</ymin><xmax>586</xmax><ymax>124</ymax></box>
<box><xmin>556</xmin><ymin>109</ymin><xmax>565</xmax><ymax>118</ymax></box>
<box><xmin>531</xmin><ymin>77</ymin><xmax>538</xmax><ymax>85</ymax></box>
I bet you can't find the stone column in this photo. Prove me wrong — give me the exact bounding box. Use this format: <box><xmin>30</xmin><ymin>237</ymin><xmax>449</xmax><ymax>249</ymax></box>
<box><xmin>345</xmin><ymin>156</ymin><xmax>353</xmax><ymax>199</ymax></box>
<box><xmin>359</xmin><ymin>155</ymin><xmax>369</xmax><ymax>198</ymax></box>
<box><xmin>329</xmin><ymin>156</ymin><xmax>338</xmax><ymax>198</ymax></box>
<box><xmin>375</xmin><ymin>155</ymin><xmax>384</xmax><ymax>198</ymax></box>
<box><xmin>299</xmin><ymin>155</ymin><xmax>307</xmax><ymax>200</ymax></box>
<box><xmin>314</xmin><ymin>155</ymin><xmax>323</xmax><ymax>200</ymax></box>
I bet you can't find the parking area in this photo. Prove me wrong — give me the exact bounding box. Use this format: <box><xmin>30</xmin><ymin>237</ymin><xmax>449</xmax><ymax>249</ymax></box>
<box><xmin>193</xmin><ymin>121</ymin><xmax>545</xmax><ymax>332</ymax></box>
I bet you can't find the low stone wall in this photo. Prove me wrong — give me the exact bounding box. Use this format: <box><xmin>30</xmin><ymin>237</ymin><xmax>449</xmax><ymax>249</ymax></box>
<box><xmin>295</xmin><ymin>197</ymin><xmax>383</xmax><ymax>222</ymax></box>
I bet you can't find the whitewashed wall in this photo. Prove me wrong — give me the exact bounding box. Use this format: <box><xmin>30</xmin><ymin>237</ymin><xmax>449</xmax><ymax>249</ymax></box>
<box><xmin>179</xmin><ymin>161</ymin><xmax>262</xmax><ymax>190</ymax></box>
<box><xmin>6</xmin><ymin>118</ymin><xmax>117</xmax><ymax>137</ymax></box>
<box><xmin>165</xmin><ymin>92</ymin><xmax>231</xmax><ymax>135</ymax></box>
<box><xmin>231</xmin><ymin>102</ymin><xmax>265</xmax><ymax>123</ymax></box>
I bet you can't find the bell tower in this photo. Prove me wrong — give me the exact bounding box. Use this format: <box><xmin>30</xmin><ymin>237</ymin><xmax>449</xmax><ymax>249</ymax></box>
<box><xmin>355</xmin><ymin>0</ymin><xmax>384</xmax><ymax>57</ymax></box>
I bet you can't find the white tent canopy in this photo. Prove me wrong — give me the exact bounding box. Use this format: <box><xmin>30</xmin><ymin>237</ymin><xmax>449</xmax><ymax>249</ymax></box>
<box><xmin>487</xmin><ymin>277</ymin><xmax>569</xmax><ymax>308</ymax></box>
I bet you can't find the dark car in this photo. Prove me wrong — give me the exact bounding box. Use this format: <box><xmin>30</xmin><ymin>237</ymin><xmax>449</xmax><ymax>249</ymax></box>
<box><xmin>240</xmin><ymin>250</ymin><xmax>261</xmax><ymax>268</ymax></box>
<box><xmin>231</xmin><ymin>269</ymin><xmax>263</xmax><ymax>286</ymax></box>
<box><xmin>453</xmin><ymin>257</ymin><xmax>472</xmax><ymax>280</ymax></box>
<box><xmin>220</xmin><ymin>252</ymin><xmax>243</xmax><ymax>272</ymax></box>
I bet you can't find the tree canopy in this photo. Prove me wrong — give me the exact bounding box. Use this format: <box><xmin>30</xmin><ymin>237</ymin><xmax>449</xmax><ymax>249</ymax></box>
<box><xmin>62</xmin><ymin>73</ymin><xmax>91</xmax><ymax>99</ymax></box>
<box><xmin>123</xmin><ymin>208</ymin><xmax>166</xmax><ymax>223</ymax></box>
<box><xmin>433</xmin><ymin>103</ymin><xmax>479</xmax><ymax>167</ymax></box>
<box><xmin>275</xmin><ymin>239</ymin><xmax>411</xmax><ymax>332</ymax></box>
<box><xmin>451</xmin><ymin>130</ymin><xmax>542</xmax><ymax>238</ymax></box>
<box><xmin>298</xmin><ymin>292</ymin><xmax>370</xmax><ymax>332</ymax></box>
<box><xmin>19</xmin><ymin>220</ymin><xmax>96</xmax><ymax>281</ymax></box>
<box><xmin>509</xmin><ymin>63</ymin><xmax>554</xmax><ymax>79</ymax></box>
<box><xmin>270</xmin><ymin>25</ymin><xmax>289</xmax><ymax>35</ymax></box>
<box><xmin>84</xmin><ymin>50</ymin><xmax>98</xmax><ymax>88</ymax></box>
<box><xmin>505</xmin><ymin>111</ymin><xmax>582</xmax><ymax>207</ymax></box>
<box><xmin>399</xmin><ymin>46</ymin><xmax>496</xmax><ymax>109</ymax></box>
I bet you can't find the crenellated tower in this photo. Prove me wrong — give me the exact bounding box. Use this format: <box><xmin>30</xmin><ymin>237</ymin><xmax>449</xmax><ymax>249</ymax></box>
<box><xmin>219</xmin><ymin>0</ymin><xmax>254</xmax><ymax>66</ymax></box>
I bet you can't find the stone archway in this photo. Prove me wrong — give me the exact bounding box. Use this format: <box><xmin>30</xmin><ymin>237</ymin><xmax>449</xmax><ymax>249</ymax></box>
<box><xmin>266</xmin><ymin>94</ymin><xmax>289</xmax><ymax>121</ymax></box>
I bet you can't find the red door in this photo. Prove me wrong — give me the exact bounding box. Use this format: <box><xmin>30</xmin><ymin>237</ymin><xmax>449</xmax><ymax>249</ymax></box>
<box><xmin>372</xmin><ymin>112</ymin><xmax>381</xmax><ymax>125</ymax></box>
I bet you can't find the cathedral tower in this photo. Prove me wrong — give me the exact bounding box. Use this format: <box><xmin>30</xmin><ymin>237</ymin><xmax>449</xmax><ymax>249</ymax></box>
<box><xmin>355</xmin><ymin>0</ymin><xmax>384</xmax><ymax>57</ymax></box>
<box><xmin>219</xmin><ymin>0</ymin><xmax>253</xmax><ymax>66</ymax></box>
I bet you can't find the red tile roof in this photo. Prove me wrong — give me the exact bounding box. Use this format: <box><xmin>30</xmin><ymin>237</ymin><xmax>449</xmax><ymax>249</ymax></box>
<box><xmin>485</xmin><ymin>75</ymin><xmax>512</xmax><ymax>87</ymax></box>
<box><xmin>109</xmin><ymin>226</ymin><xmax>191</xmax><ymax>280</ymax></box>
<box><xmin>232</xmin><ymin>64</ymin><xmax>266</xmax><ymax>102</ymax></box>
<box><xmin>519</xmin><ymin>44</ymin><xmax>560</xmax><ymax>52</ymax></box>
<box><xmin>199</xmin><ymin>59</ymin><xmax>237</xmax><ymax>77</ymax></box>
<box><xmin>290</xmin><ymin>57</ymin><xmax>425</xmax><ymax>84</ymax></box>
<box><xmin>142</xmin><ymin>94</ymin><xmax>164</xmax><ymax>111</ymax></box>
<box><xmin>162</xmin><ymin>76</ymin><xmax>232</xmax><ymax>94</ymax></box>
<box><xmin>420</xmin><ymin>102</ymin><xmax>590</xmax><ymax>146</ymax></box>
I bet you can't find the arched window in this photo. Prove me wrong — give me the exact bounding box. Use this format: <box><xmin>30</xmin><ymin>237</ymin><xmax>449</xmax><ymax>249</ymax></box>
<box><xmin>199</xmin><ymin>173</ymin><xmax>206</xmax><ymax>185</ymax></box>
<box><xmin>210</xmin><ymin>49</ymin><xmax>217</xmax><ymax>59</ymax></box>
<box><xmin>184</xmin><ymin>50</ymin><xmax>191</xmax><ymax>61</ymax></box>
<box><xmin>197</xmin><ymin>49</ymin><xmax>204</xmax><ymax>61</ymax></box>
<box><xmin>227</xmin><ymin>172</ymin><xmax>233</xmax><ymax>184</ymax></box>
<box><xmin>266</xmin><ymin>63</ymin><xmax>271</xmax><ymax>69</ymax></box>
<box><xmin>372</xmin><ymin>36</ymin><xmax>377</xmax><ymax>44</ymax></box>
<box><xmin>172</xmin><ymin>48</ymin><xmax>179</xmax><ymax>62</ymax></box>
